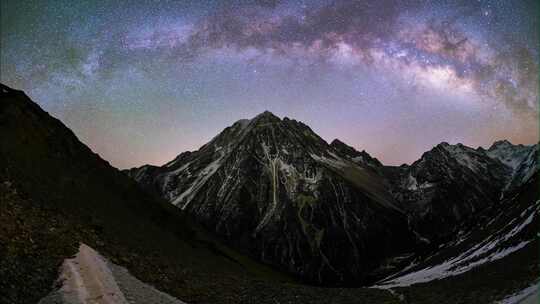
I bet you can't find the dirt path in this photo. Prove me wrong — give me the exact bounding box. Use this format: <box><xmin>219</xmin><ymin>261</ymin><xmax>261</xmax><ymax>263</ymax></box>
<box><xmin>39</xmin><ymin>244</ymin><xmax>186</xmax><ymax>304</ymax></box>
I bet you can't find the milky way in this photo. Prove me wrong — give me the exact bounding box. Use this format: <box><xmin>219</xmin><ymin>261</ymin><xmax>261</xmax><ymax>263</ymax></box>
<box><xmin>1</xmin><ymin>0</ymin><xmax>538</xmax><ymax>168</ymax></box>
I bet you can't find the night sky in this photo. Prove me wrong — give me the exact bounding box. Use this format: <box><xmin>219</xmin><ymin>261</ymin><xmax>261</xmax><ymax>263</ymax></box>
<box><xmin>1</xmin><ymin>0</ymin><xmax>538</xmax><ymax>169</ymax></box>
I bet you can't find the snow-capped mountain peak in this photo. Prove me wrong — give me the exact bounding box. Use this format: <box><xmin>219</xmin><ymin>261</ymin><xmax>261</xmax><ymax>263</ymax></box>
<box><xmin>486</xmin><ymin>139</ymin><xmax>534</xmax><ymax>171</ymax></box>
<box><xmin>126</xmin><ymin>111</ymin><xmax>414</xmax><ymax>285</ymax></box>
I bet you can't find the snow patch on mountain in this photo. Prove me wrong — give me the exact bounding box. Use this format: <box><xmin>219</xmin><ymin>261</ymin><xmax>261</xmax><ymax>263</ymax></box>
<box><xmin>254</xmin><ymin>142</ymin><xmax>282</xmax><ymax>233</ymax></box>
<box><xmin>405</xmin><ymin>174</ymin><xmax>434</xmax><ymax>191</ymax></box>
<box><xmin>172</xmin><ymin>152</ymin><xmax>225</xmax><ymax>209</ymax></box>
<box><xmin>376</xmin><ymin>200</ymin><xmax>539</xmax><ymax>287</ymax></box>
<box><xmin>440</xmin><ymin>143</ymin><xmax>487</xmax><ymax>173</ymax></box>
<box><xmin>38</xmin><ymin>244</ymin><xmax>185</xmax><ymax>304</ymax></box>
<box><xmin>496</xmin><ymin>282</ymin><xmax>539</xmax><ymax>304</ymax></box>
<box><xmin>487</xmin><ymin>140</ymin><xmax>533</xmax><ymax>171</ymax></box>
<box><xmin>310</xmin><ymin>152</ymin><xmax>347</xmax><ymax>169</ymax></box>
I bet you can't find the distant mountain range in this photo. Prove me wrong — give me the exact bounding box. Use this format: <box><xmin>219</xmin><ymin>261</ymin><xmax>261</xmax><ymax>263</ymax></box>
<box><xmin>126</xmin><ymin>109</ymin><xmax>539</xmax><ymax>287</ymax></box>
<box><xmin>2</xmin><ymin>83</ymin><xmax>538</xmax><ymax>303</ymax></box>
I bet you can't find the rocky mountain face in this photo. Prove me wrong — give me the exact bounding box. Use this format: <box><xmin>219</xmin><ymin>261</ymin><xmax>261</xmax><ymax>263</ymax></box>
<box><xmin>128</xmin><ymin>111</ymin><xmax>417</xmax><ymax>285</ymax></box>
<box><xmin>376</xmin><ymin>169</ymin><xmax>539</xmax><ymax>303</ymax></box>
<box><xmin>383</xmin><ymin>142</ymin><xmax>513</xmax><ymax>243</ymax></box>
<box><xmin>487</xmin><ymin>140</ymin><xmax>534</xmax><ymax>170</ymax></box>
<box><xmin>126</xmin><ymin>110</ymin><xmax>538</xmax><ymax>286</ymax></box>
<box><xmin>386</xmin><ymin>139</ymin><xmax>539</xmax><ymax>244</ymax></box>
<box><xmin>487</xmin><ymin>141</ymin><xmax>539</xmax><ymax>195</ymax></box>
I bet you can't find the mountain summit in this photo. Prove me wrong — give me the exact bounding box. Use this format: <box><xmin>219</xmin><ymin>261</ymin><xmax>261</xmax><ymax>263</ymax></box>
<box><xmin>127</xmin><ymin>111</ymin><xmax>415</xmax><ymax>284</ymax></box>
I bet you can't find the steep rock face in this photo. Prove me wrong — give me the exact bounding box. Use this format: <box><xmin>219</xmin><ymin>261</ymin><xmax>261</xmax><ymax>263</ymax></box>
<box><xmin>383</xmin><ymin>143</ymin><xmax>512</xmax><ymax>242</ymax></box>
<box><xmin>505</xmin><ymin>145</ymin><xmax>538</xmax><ymax>193</ymax></box>
<box><xmin>486</xmin><ymin>140</ymin><xmax>534</xmax><ymax>171</ymax></box>
<box><xmin>128</xmin><ymin>112</ymin><xmax>416</xmax><ymax>285</ymax></box>
<box><xmin>485</xmin><ymin>140</ymin><xmax>539</xmax><ymax>195</ymax></box>
<box><xmin>330</xmin><ymin>139</ymin><xmax>383</xmax><ymax>170</ymax></box>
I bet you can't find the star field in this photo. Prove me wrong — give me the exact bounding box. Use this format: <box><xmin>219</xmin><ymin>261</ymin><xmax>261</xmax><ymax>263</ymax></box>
<box><xmin>1</xmin><ymin>0</ymin><xmax>538</xmax><ymax>168</ymax></box>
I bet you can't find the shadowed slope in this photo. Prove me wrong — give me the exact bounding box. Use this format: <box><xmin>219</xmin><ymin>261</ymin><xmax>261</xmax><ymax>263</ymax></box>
<box><xmin>0</xmin><ymin>83</ymin><xmax>400</xmax><ymax>304</ymax></box>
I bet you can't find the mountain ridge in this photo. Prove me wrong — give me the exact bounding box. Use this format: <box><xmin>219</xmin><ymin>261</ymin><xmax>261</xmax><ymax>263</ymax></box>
<box><xmin>126</xmin><ymin>110</ymin><xmax>539</xmax><ymax>286</ymax></box>
<box><xmin>128</xmin><ymin>110</ymin><xmax>537</xmax><ymax>170</ymax></box>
